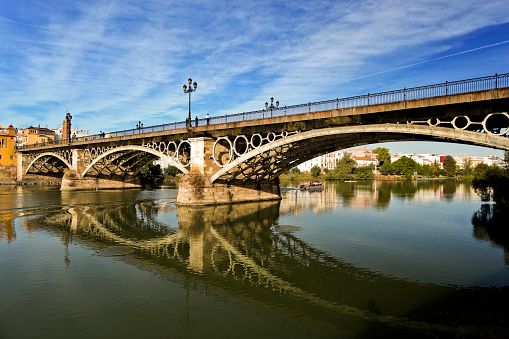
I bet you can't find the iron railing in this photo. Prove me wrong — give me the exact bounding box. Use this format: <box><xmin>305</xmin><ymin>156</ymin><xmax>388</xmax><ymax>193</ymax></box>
<box><xmin>18</xmin><ymin>72</ymin><xmax>509</xmax><ymax>150</ymax></box>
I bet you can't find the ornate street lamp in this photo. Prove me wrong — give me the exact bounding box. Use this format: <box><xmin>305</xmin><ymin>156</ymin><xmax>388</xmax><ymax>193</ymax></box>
<box><xmin>265</xmin><ymin>97</ymin><xmax>279</xmax><ymax>118</ymax></box>
<box><xmin>183</xmin><ymin>78</ymin><xmax>198</xmax><ymax>127</ymax></box>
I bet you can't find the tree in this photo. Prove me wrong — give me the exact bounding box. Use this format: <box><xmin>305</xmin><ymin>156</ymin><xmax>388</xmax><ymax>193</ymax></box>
<box><xmin>472</xmin><ymin>163</ymin><xmax>509</xmax><ymax>204</ymax></box>
<box><xmin>431</xmin><ymin>161</ymin><xmax>441</xmax><ymax>177</ymax></box>
<box><xmin>353</xmin><ymin>164</ymin><xmax>375</xmax><ymax>179</ymax></box>
<box><xmin>373</xmin><ymin>147</ymin><xmax>391</xmax><ymax>167</ymax></box>
<box><xmin>462</xmin><ymin>156</ymin><xmax>472</xmax><ymax>176</ymax></box>
<box><xmin>165</xmin><ymin>165</ymin><xmax>182</xmax><ymax>177</ymax></box>
<box><xmin>290</xmin><ymin>167</ymin><xmax>301</xmax><ymax>174</ymax></box>
<box><xmin>391</xmin><ymin>156</ymin><xmax>419</xmax><ymax>179</ymax></box>
<box><xmin>443</xmin><ymin>155</ymin><xmax>456</xmax><ymax>177</ymax></box>
<box><xmin>379</xmin><ymin>162</ymin><xmax>393</xmax><ymax>175</ymax></box>
<box><xmin>336</xmin><ymin>153</ymin><xmax>356</xmax><ymax>175</ymax></box>
<box><xmin>310</xmin><ymin>165</ymin><xmax>322</xmax><ymax>178</ymax></box>
<box><xmin>504</xmin><ymin>150</ymin><xmax>509</xmax><ymax>169</ymax></box>
<box><xmin>421</xmin><ymin>164</ymin><xmax>433</xmax><ymax>177</ymax></box>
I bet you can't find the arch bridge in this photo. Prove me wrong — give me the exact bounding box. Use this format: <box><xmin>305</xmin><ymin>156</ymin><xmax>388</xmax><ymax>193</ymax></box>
<box><xmin>16</xmin><ymin>73</ymin><xmax>509</xmax><ymax>204</ymax></box>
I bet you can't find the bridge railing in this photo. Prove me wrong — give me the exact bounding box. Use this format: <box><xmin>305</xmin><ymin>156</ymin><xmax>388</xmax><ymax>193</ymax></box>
<box><xmin>17</xmin><ymin>72</ymin><xmax>509</xmax><ymax>150</ymax></box>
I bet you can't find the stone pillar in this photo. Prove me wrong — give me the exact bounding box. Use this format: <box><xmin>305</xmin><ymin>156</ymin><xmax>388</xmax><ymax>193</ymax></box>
<box><xmin>71</xmin><ymin>149</ymin><xmax>87</xmax><ymax>173</ymax></box>
<box><xmin>16</xmin><ymin>153</ymin><xmax>24</xmax><ymax>181</ymax></box>
<box><xmin>176</xmin><ymin>137</ymin><xmax>281</xmax><ymax>206</ymax></box>
<box><xmin>189</xmin><ymin>137</ymin><xmax>219</xmax><ymax>176</ymax></box>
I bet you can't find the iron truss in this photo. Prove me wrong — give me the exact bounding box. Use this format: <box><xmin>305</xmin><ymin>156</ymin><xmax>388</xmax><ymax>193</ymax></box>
<box><xmin>82</xmin><ymin>141</ymin><xmax>191</xmax><ymax>178</ymax></box>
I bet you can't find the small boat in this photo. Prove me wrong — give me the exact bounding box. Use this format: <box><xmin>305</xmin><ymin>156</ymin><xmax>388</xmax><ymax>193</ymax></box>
<box><xmin>345</xmin><ymin>180</ymin><xmax>357</xmax><ymax>183</ymax></box>
<box><xmin>299</xmin><ymin>182</ymin><xmax>323</xmax><ymax>191</ymax></box>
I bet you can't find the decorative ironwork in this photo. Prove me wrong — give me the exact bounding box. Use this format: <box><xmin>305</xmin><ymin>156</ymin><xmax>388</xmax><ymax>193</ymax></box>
<box><xmin>408</xmin><ymin>112</ymin><xmax>509</xmax><ymax>135</ymax></box>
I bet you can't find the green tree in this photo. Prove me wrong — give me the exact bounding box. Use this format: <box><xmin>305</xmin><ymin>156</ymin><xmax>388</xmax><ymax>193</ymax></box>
<box><xmin>443</xmin><ymin>155</ymin><xmax>456</xmax><ymax>177</ymax></box>
<box><xmin>165</xmin><ymin>165</ymin><xmax>182</xmax><ymax>177</ymax></box>
<box><xmin>379</xmin><ymin>161</ymin><xmax>393</xmax><ymax>175</ymax></box>
<box><xmin>420</xmin><ymin>164</ymin><xmax>433</xmax><ymax>177</ymax></box>
<box><xmin>391</xmin><ymin>156</ymin><xmax>419</xmax><ymax>179</ymax></box>
<box><xmin>353</xmin><ymin>164</ymin><xmax>375</xmax><ymax>179</ymax></box>
<box><xmin>336</xmin><ymin>153</ymin><xmax>356</xmax><ymax>175</ymax></box>
<box><xmin>472</xmin><ymin>163</ymin><xmax>509</xmax><ymax>204</ymax></box>
<box><xmin>431</xmin><ymin>161</ymin><xmax>441</xmax><ymax>177</ymax></box>
<box><xmin>310</xmin><ymin>165</ymin><xmax>322</xmax><ymax>178</ymax></box>
<box><xmin>462</xmin><ymin>156</ymin><xmax>472</xmax><ymax>176</ymax></box>
<box><xmin>504</xmin><ymin>150</ymin><xmax>509</xmax><ymax>169</ymax></box>
<box><xmin>373</xmin><ymin>147</ymin><xmax>391</xmax><ymax>167</ymax></box>
<box><xmin>290</xmin><ymin>167</ymin><xmax>301</xmax><ymax>174</ymax></box>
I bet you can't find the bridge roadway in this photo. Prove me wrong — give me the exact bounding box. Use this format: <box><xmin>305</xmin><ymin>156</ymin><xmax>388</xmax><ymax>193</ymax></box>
<box><xmin>16</xmin><ymin>73</ymin><xmax>509</xmax><ymax>205</ymax></box>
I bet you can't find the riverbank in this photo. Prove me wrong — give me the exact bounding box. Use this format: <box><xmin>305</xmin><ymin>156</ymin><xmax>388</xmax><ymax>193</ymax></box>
<box><xmin>279</xmin><ymin>172</ymin><xmax>463</xmax><ymax>181</ymax></box>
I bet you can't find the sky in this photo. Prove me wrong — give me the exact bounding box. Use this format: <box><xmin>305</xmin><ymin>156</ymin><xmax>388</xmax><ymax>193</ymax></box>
<box><xmin>1</xmin><ymin>0</ymin><xmax>509</xmax><ymax>156</ymax></box>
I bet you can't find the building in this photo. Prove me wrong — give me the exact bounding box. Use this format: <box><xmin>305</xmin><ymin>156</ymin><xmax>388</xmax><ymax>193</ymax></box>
<box><xmin>52</xmin><ymin>126</ymin><xmax>89</xmax><ymax>141</ymax></box>
<box><xmin>0</xmin><ymin>124</ymin><xmax>16</xmax><ymax>166</ymax></box>
<box><xmin>346</xmin><ymin>147</ymin><xmax>376</xmax><ymax>159</ymax></box>
<box><xmin>296</xmin><ymin>148</ymin><xmax>378</xmax><ymax>172</ymax></box>
<box><xmin>22</xmin><ymin>126</ymin><xmax>56</xmax><ymax>145</ymax></box>
<box><xmin>297</xmin><ymin>150</ymin><xmax>344</xmax><ymax>172</ymax></box>
<box><xmin>351</xmin><ymin>156</ymin><xmax>377</xmax><ymax>167</ymax></box>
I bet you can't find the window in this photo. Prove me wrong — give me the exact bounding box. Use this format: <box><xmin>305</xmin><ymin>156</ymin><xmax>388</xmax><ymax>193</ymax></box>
<box><xmin>0</xmin><ymin>138</ymin><xmax>4</xmax><ymax>148</ymax></box>
<box><xmin>10</xmin><ymin>155</ymin><xmax>14</xmax><ymax>160</ymax></box>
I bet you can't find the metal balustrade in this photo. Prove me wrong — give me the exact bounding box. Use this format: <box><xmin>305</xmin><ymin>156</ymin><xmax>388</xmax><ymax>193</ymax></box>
<box><xmin>18</xmin><ymin>72</ymin><xmax>509</xmax><ymax>150</ymax></box>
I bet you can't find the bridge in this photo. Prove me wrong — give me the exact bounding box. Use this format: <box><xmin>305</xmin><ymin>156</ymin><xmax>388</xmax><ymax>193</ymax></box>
<box><xmin>16</xmin><ymin>73</ymin><xmax>509</xmax><ymax>205</ymax></box>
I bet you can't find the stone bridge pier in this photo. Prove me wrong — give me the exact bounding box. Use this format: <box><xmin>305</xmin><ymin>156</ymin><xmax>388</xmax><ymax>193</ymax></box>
<box><xmin>176</xmin><ymin>137</ymin><xmax>281</xmax><ymax>206</ymax></box>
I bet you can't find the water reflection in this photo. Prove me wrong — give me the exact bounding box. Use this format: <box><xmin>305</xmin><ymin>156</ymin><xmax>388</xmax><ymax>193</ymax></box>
<box><xmin>472</xmin><ymin>204</ymin><xmax>509</xmax><ymax>265</ymax></box>
<box><xmin>0</xmin><ymin>182</ymin><xmax>508</xmax><ymax>337</ymax></box>
<box><xmin>281</xmin><ymin>179</ymin><xmax>472</xmax><ymax>213</ymax></box>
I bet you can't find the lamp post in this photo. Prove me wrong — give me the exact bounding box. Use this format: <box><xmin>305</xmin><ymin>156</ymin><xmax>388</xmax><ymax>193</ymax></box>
<box><xmin>265</xmin><ymin>97</ymin><xmax>279</xmax><ymax>118</ymax></box>
<box><xmin>183</xmin><ymin>78</ymin><xmax>198</xmax><ymax>127</ymax></box>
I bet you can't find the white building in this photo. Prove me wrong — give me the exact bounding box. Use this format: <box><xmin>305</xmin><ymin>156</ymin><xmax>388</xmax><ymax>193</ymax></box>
<box><xmin>52</xmin><ymin>126</ymin><xmax>89</xmax><ymax>141</ymax></box>
<box><xmin>296</xmin><ymin>148</ymin><xmax>377</xmax><ymax>172</ymax></box>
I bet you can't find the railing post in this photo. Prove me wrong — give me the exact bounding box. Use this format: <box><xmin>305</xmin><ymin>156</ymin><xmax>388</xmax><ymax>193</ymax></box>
<box><xmin>308</xmin><ymin>102</ymin><xmax>311</xmax><ymax>113</ymax></box>
<box><xmin>367</xmin><ymin>93</ymin><xmax>370</xmax><ymax>106</ymax></box>
<box><xmin>495</xmin><ymin>73</ymin><xmax>498</xmax><ymax>89</ymax></box>
<box><xmin>403</xmin><ymin>88</ymin><xmax>406</xmax><ymax>101</ymax></box>
<box><xmin>445</xmin><ymin>81</ymin><xmax>448</xmax><ymax>95</ymax></box>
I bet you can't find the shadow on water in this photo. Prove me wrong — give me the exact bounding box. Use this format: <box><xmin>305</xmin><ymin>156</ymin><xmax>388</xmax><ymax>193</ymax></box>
<box><xmin>472</xmin><ymin>203</ymin><xmax>509</xmax><ymax>265</ymax></box>
<box><xmin>1</xmin><ymin>182</ymin><xmax>508</xmax><ymax>337</ymax></box>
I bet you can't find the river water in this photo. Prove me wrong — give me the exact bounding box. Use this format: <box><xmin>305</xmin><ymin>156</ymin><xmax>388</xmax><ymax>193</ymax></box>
<box><xmin>0</xmin><ymin>180</ymin><xmax>508</xmax><ymax>338</ymax></box>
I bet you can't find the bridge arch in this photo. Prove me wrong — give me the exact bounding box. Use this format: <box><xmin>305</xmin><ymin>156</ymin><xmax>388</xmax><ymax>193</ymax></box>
<box><xmin>25</xmin><ymin>152</ymin><xmax>72</xmax><ymax>174</ymax></box>
<box><xmin>81</xmin><ymin>145</ymin><xmax>189</xmax><ymax>177</ymax></box>
<box><xmin>210</xmin><ymin>123</ymin><xmax>509</xmax><ymax>183</ymax></box>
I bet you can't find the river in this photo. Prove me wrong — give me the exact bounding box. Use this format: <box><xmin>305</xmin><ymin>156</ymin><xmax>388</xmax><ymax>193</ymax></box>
<box><xmin>0</xmin><ymin>180</ymin><xmax>508</xmax><ymax>338</ymax></box>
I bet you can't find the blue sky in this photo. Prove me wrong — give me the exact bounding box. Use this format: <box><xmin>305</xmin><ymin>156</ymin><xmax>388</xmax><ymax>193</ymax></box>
<box><xmin>1</xmin><ymin>0</ymin><xmax>509</xmax><ymax>156</ymax></box>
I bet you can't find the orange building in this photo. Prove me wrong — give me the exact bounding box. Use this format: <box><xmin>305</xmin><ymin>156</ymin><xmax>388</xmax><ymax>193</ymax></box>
<box><xmin>22</xmin><ymin>126</ymin><xmax>55</xmax><ymax>146</ymax></box>
<box><xmin>0</xmin><ymin>124</ymin><xmax>16</xmax><ymax>167</ymax></box>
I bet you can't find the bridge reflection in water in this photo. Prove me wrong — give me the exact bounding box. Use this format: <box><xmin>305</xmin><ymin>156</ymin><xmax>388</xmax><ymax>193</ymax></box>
<box><xmin>1</xmin><ymin>182</ymin><xmax>504</xmax><ymax>338</ymax></box>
